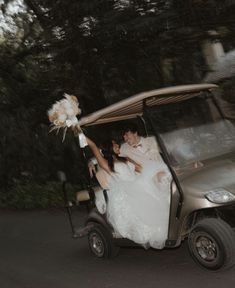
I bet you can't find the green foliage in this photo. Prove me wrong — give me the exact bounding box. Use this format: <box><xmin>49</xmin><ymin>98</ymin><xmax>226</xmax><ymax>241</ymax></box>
<box><xmin>0</xmin><ymin>181</ymin><xmax>80</xmax><ymax>209</ymax></box>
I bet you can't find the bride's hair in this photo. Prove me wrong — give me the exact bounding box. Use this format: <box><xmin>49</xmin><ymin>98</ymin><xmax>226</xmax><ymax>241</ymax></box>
<box><xmin>101</xmin><ymin>140</ymin><xmax>127</xmax><ymax>172</ymax></box>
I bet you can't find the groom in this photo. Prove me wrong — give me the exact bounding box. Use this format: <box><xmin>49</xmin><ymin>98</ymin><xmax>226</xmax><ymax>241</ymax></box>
<box><xmin>119</xmin><ymin>123</ymin><xmax>167</xmax><ymax>182</ymax></box>
<box><xmin>120</xmin><ymin>123</ymin><xmax>162</xmax><ymax>165</ymax></box>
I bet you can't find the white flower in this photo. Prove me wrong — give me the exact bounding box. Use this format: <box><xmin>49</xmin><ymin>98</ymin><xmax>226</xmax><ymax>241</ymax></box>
<box><xmin>58</xmin><ymin>114</ymin><xmax>67</xmax><ymax>123</ymax></box>
<box><xmin>66</xmin><ymin>108</ymin><xmax>75</xmax><ymax>116</ymax></box>
<box><xmin>48</xmin><ymin>93</ymin><xmax>82</xmax><ymax>140</ymax></box>
<box><xmin>65</xmin><ymin>119</ymin><xmax>73</xmax><ymax>127</ymax></box>
<box><xmin>63</xmin><ymin>101</ymin><xmax>72</xmax><ymax>109</ymax></box>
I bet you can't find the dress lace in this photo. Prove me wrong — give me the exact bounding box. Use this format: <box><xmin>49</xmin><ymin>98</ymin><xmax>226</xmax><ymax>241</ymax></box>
<box><xmin>105</xmin><ymin>160</ymin><xmax>171</xmax><ymax>249</ymax></box>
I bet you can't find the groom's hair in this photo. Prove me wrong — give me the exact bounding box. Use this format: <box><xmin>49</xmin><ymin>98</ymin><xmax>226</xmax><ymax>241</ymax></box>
<box><xmin>122</xmin><ymin>122</ymin><xmax>139</xmax><ymax>135</ymax></box>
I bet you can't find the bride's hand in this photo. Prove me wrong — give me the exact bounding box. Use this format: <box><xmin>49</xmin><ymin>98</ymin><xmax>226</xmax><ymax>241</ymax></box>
<box><xmin>135</xmin><ymin>163</ymin><xmax>142</xmax><ymax>173</ymax></box>
<box><xmin>157</xmin><ymin>171</ymin><xmax>166</xmax><ymax>183</ymax></box>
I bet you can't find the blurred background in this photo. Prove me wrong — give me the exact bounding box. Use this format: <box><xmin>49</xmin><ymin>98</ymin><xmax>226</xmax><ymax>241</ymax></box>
<box><xmin>0</xmin><ymin>0</ymin><xmax>235</xmax><ymax>209</ymax></box>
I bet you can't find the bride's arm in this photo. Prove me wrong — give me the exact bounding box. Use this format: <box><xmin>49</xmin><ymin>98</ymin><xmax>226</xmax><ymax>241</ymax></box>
<box><xmin>85</xmin><ymin>137</ymin><xmax>111</xmax><ymax>174</ymax></box>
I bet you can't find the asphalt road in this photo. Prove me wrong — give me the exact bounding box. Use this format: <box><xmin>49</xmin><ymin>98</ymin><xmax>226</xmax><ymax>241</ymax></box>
<box><xmin>1</xmin><ymin>209</ymin><xmax>235</xmax><ymax>288</ymax></box>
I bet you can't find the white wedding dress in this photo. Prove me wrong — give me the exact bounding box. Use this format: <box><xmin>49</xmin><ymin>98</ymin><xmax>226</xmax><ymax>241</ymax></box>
<box><xmin>105</xmin><ymin>160</ymin><xmax>171</xmax><ymax>249</ymax></box>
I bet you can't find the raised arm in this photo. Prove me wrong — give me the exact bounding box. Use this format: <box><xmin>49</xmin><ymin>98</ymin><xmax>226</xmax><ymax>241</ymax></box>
<box><xmin>85</xmin><ymin>136</ymin><xmax>111</xmax><ymax>174</ymax></box>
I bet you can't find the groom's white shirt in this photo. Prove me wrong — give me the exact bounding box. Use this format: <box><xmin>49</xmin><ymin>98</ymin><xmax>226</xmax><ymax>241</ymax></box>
<box><xmin>120</xmin><ymin>136</ymin><xmax>162</xmax><ymax>165</ymax></box>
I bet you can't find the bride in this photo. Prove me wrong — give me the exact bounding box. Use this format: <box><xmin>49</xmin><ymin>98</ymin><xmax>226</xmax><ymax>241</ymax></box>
<box><xmin>86</xmin><ymin>136</ymin><xmax>171</xmax><ymax>249</ymax></box>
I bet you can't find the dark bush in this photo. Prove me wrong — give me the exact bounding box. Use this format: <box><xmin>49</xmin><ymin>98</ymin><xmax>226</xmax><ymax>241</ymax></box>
<box><xmin>0</xmin><ymin>181</ymin><xmax>80</xmax><ymax>210</ymax></box>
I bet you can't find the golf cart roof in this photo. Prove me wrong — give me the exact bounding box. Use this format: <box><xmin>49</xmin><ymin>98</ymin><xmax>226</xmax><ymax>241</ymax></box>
<box><xmin>78</xmin><ymin>84</ymin><xmax>218</xmax><ymax>126</ymax></box>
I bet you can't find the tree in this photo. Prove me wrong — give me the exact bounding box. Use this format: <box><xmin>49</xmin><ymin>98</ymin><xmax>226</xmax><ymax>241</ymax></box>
<box><xmin>1</xmin><ymin>0</ymin><xmax>235</xmax><ymax>192</ymax></box>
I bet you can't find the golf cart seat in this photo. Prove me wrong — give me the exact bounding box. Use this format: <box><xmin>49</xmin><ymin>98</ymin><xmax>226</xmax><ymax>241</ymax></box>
<box><xmin>76</xmin><ymin>169</ymin><xmax>108</xmax><ymax>214</ymax></box>
<box><xmin>76</xmin><ymin>189</ymin><xmax>90</xmax><ymax>202</ymax></box>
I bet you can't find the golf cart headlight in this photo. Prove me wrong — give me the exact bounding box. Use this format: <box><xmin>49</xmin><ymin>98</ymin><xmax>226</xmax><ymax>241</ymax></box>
<box><xmin>205</xmin><ymin>188</ymin><xmax>235</xmax><ymax>204</ymax></box>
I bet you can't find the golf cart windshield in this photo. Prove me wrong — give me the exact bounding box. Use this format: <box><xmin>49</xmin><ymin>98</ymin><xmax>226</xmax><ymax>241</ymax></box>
<box><xmin>161</xmin><ymin>120</ymin><xmax>235</xmax><ymax>167</ymax></box>
<box><xmin>146</xmin><ymin>95</ymin><xmax>235</xmax><ymax>167</ymax></box>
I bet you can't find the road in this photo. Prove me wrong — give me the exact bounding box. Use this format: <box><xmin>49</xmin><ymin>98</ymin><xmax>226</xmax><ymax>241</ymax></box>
<box><xmin>1</xmin><ymin>209</ymin><xmax>235</xmax><ymax>288</ymax></box>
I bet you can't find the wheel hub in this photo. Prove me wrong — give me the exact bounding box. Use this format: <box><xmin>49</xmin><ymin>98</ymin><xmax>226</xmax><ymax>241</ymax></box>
<box><xmin>89</xmin><ymin>232</ymin><xmax>104</xmax><ymax>257</ymax></box>
<box><xmin>196</xmin><ymin>236</ymin><xmax>217</xmax><ymax>261</ymax></box>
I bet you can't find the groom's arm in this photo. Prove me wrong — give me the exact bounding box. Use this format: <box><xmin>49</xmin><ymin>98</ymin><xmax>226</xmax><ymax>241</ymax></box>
<box><xmin>146</xmin><ymin>136</ymin><xmax>162</xmax><ymax>161</ymax></box>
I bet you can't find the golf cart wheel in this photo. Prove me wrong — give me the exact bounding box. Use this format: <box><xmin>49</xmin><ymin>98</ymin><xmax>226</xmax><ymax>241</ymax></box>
<box><xmin>88</xmin><ymin>223</ymin><xmax>119</xmax><ymax>258</ymax></box>
<box><xmin>188</xmin><ymin>218</ymin><xmax>235</xmax><ymax>271</ymax></box>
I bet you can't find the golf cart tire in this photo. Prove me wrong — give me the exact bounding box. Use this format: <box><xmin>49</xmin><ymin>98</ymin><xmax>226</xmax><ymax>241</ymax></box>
<box><xmin>188</xmin><ymin>218</ymin><xmax>235</xmax><ymax>271</ymax></box>
<box><xmin>88</xmin><ymin>223</ymin><xmax>119</xmax><ymax>259</ymax></box>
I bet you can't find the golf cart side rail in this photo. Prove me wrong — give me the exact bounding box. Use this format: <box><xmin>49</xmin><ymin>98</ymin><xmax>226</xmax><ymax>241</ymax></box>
<box><xmin>77</xmin><ymin>84</ymin><xmax>218</xmax><ymax>127</ymax></box>
<box><xmin>142</xmin><ymin>102</ymin><xmax>184</xmax><ymax>220</ymax></box>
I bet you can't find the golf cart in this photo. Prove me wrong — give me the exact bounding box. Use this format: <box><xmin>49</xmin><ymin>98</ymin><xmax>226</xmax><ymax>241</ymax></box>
<box><xmin>62</xmin><ymin>83</ymin><xmax>235</xmax><ymax>271</ymax></box>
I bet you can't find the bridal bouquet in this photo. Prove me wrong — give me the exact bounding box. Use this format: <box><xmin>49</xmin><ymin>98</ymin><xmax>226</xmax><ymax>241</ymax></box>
<box><xmin>48</xmin><ymin>93</ymin><xmax>82</xmax><ymax>141</ymax></box>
